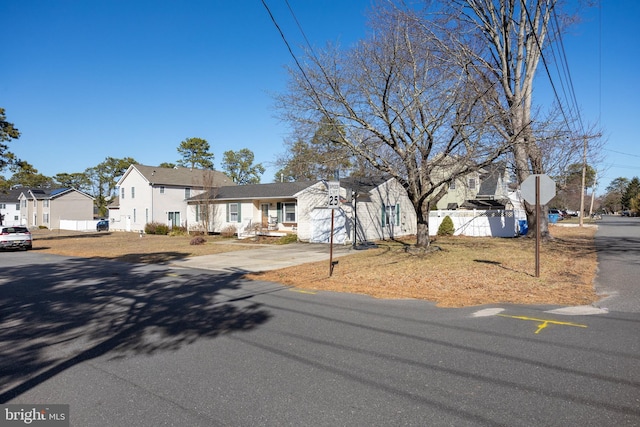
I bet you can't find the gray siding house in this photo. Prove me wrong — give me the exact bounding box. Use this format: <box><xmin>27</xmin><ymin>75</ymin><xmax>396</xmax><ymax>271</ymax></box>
<box><xmin>17</xmin><ymin>188</ymin><xmax>94</xmax><ymax>229</ymax></box>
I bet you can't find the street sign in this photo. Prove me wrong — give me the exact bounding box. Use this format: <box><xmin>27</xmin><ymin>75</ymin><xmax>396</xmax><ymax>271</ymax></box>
<box><xmin>327</xmin><ymin>181</ymin><xmax>340</xmax><ymax>209</ymax></box>
<box><xmin>521</xmin><ymin>174</ymin><xmax>556</xmax><ymax>205</ymax></box>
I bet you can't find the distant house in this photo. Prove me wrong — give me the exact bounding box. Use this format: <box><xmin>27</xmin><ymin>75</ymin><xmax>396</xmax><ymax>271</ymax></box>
<box><xmin>111</xmin><ymin>164</ymin><xmax>234</xmax><ymax>232</ymax></box>
<box><xmin>187</xmin><ymin>176</ymin><xmax>417</xmax><ymax>244</ymax></box>
<box><xmin>436</xmin><ymin>162</ymin><xmax>513</xmax><ymax>210</ymax></box>
<box><xmin>17</xmin><ymin>188</ymin><xmax>94</xmax><ymax>229</ymax></box>
<box><xmin>0</xmin><ymin>189</ymin><xmax>24</xmax><ymax>226</ymax></box>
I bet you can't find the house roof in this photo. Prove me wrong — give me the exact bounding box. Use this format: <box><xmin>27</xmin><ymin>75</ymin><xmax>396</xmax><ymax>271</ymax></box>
<box><xmin>121</xmin><ymin>164</ymin><xmax>235</xmax><ymax>188</ymax></box>
<box><xmin>477</xmin><ymin>162</ymin><xmax>507</xmax><ymax>197</ymax></box>
<box><xmin>340</xmin><ymin>175</ymin><xmax>393</xmax><ymax>194</ymax></box>
<box><xmin>0</xmin><ymin>188</ymin><xmax>25</xmax><ymax>203</ymax></box>
<box><xmin>19</xmin><ymin>187</ymin><xmax>94</xmax><ymax>200</ymax></box>
<box><xmin>460</xmin><ymin>198</ymin><xmax>508</xmax><ymax>209</ymax></box>
<box><xmin>189</xmin><ymin>181</ymin><xmax>319</xmax><ymax>202</ymax></box>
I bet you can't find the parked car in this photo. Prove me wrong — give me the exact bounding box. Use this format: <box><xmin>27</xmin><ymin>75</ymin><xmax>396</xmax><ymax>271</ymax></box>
<box><xmin>548</xmin><ymin>209</ymin><xmax>564</xmax><ymax>221</ymax></box>
<box><xmin>0</xmin><ymin>226</ymin><xmax>32</xmax><ymax>250</ymax></box>
<box><xmin>96</xmin><ymin>219</ymin><xmax>109</xmax><ymax>232</ymax></box>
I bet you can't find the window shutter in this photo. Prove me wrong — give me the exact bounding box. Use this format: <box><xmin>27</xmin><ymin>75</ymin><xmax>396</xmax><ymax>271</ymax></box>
<box><xmin>381</xmin><ymin>205</ymin><xmax>386</xmax><ymax>227</ymax></box>
<box><xmin>226</xmin><ymin>203</ymin><xmax>229</xmax><ymax>222</ymax></box>
<box><xmin>237</xmin><ymin>203</ymin><xmax>242</xmax><ymax>223</ymax></box>
<box><xmin>396</xmin><ymin>204</ymin><xmax>400</xmax><ymax>226</ymax></box>
<box><xmin>277</xmin><ymin>202</ymin><xmax>282</xmax><ymax>223</ymax></box>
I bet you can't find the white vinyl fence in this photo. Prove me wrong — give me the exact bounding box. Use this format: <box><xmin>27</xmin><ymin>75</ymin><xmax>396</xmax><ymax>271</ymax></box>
<box><xmin>429</xmin><ymin>209</ymin><xmax>527</xmax><ymax>237</ymax></box>
<box><xmin>59</xmin><ymin>219</ymin><xmax>101</xmax><ymax>231</ymax></box>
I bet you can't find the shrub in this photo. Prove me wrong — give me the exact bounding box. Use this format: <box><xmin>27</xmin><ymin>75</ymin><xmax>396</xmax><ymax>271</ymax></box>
<box><xmin>437</xmin><ymin>216</ymin><xmax>455</xmax><ymax>236</ymax></box>
<box><xmin>220</xmin><ymin>225</ymin><xmax>237</xmax><ymax>238</ymax></box>
<box><xmin>145</xmin><ymin>222</ymin><xmax>169</xmax><ymax>235</ymax></box>
<box><xmin>276</xmin><ymin>233</ymin><xmax>298</xmax><ymax>244</ymax></box>
<box><xmin>190</xmin><ymin>236</ymin><xmax>207</xmax><ymax>245</ymax></box>
<box><xmin>169</xmin><ymin>226</ymin><xmax>188</xmax><ymax>236</ymax></box>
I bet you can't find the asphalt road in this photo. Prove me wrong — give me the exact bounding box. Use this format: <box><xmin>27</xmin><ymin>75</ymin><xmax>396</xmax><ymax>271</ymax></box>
<box><xmin>593</xmin><ymin>215</ymin><xmax>640</xmax><ymax>313</ymax></box>
<box><xmin>1</xmin><ymin>220</ymin><xmax>639</xmax><ymax>426</ymax></box>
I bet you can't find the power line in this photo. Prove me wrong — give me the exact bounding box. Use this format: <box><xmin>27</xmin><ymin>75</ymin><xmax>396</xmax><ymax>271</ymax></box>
<box><xmin>523</xmin><ymin>1</ymin><xmax>583</xmax><ymax>135</ymax></box>
<box><xmin>604</xmin><ymin>148</ymin><xmax>640</xmax><ymax>158</ymax></box>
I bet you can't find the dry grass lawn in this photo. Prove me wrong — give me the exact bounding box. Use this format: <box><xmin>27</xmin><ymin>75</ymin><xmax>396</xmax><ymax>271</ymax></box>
<box><xmin>30</xmin><ymin>225</ymin><xmax>600</xmax><ymax>308</ymax></box>
<box><xmin>246</xmin><ymin>225</ymin><xmax>600</xmax><ymax>307</ymax></box>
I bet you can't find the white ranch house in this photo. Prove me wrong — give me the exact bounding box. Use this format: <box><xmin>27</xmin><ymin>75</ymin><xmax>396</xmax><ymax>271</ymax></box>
<box><xmin>186</xmin><ymin>176</ymin><xmax>418</xmax><ymax>244</ymax></box>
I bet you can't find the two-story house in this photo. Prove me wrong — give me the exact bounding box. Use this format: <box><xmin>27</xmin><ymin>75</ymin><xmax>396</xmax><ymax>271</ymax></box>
<box><xmin>112</xmin><ymin>164</ymin><xmax>234</xmax><ymax>232</ymax></box>
<box><xmin>0</xmin><ymin>189</ymin><xmax>24</xmax><ymax>226</ymax></box>
<box><xmin>436</xmin><ymin>162</ymin><xmax>513</xmax><ymax>210</ymax></box>
<box><xmin>17</xmin><ymin>188</ymin><xmax>94</xmax><ymax>229</ymax></box>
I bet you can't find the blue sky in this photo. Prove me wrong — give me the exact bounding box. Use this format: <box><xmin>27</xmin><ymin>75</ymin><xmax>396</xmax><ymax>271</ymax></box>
<box><xmin>1</xmin><ymin>1</ymin><xmax>638</xmax><ymax>192</ymax></box>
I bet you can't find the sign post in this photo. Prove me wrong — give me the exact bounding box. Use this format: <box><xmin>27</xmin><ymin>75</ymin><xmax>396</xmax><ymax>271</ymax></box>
<box><xmin>327</xmin><ymin>181</ymin><xmax>340</xmax><ymax>276</ymax></box>
<box><xmin>520</xmin><ymin>174</ymin><xmax>556</xmax><ymax>277</ymax></box>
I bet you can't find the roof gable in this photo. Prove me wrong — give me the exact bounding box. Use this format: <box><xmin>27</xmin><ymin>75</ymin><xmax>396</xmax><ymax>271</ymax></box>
<box><xmin>118</xmin><ymin>164</ymin><xmax>235</xmax><ymax>188</ymax></box>
<box><xmin>0</xmin><ymin>188</ymin><xmax>26</xmax><ymax>202</ymax></box>
<box><xmin>190</xmin><ymin>181</ymin><xmax>319</xmax><ymax>201</ymax></box>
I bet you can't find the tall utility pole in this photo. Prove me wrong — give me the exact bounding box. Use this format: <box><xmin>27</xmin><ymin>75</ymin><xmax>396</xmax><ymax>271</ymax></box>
<box><xmin>579</xmin><ymin>136</ymin><xmax>587</xmax><ymax>227</ymax></box>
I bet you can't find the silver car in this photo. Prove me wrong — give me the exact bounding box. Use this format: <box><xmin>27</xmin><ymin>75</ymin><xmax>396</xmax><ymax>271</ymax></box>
<box><xmin>0</xmin><ymin>226</ymin><xmax>33</xmax><ymax>250</ymax></box>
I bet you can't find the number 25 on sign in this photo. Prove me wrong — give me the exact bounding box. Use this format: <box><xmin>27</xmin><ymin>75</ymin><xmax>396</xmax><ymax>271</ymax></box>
<box><xmin>327</xmin><ymin>181</ymin><xmax>340</xmax><ymax>209</ymax></box>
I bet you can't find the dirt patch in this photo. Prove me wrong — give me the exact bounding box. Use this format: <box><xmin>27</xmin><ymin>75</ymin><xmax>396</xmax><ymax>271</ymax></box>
<box><xmin>30</xmin><ymin>225</ymin><xmax>600</xmax><ymax>308</ymax></box>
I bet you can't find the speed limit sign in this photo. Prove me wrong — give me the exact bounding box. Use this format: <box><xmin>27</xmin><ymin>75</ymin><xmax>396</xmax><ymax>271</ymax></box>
<box><xmin>327</xmin><ymin>181</ymin><xmax>340</xmax><ymax>209</ymax></box>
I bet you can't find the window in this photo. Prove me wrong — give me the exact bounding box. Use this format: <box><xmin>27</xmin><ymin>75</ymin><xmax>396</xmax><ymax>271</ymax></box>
<box><xmin>468</xmin><ymin>178</ymin><xmax>476</xmax><ymax>190</ymax></box>
<box><xmin>15</xmin><ymin>203</ymin><xmax>20</xmax><ymax>211</ymax></box>
<box><xmin>228</xmin><ymin>203</ymin><xmax>239</xmax><ymax>222</ymax></box>
<box><xmin>382</xmin><ymin>205</ymin><xmax>400</xmax><ymax>227</ymax></box>
<box><xmin>121</xmin><ymin>187</ymin><xmax>125</xmax><ymax>199</ymax></box>
<box><xmin>283</xmin><ymin>203</ymin><xmax>296</xmax><ymax>222</ymax></box>
<box><xmin>160</xmin><ymin>186</ymin><xmax>165</xmax><ymax>194</ymax></box>
<box><xmin>195</xmin><ymin>204</ymin><xmax>205</xmax><ymax>222</ymax></box>
<box><xmin>131</xmin><ymin>187</ymin><xmax>135</xmax><ymax>199</ymax></box>
<box><xmin>185</xmin><ymin>188</ymin><xmax>191</xmax><ymax>199</ymax></box>
<box><xmin>449</xmin><ymin>180</ymin><xmax>456</xmax><ymax>190</ymax></box>
<box><xmin>43</xmin><ymin>213</ymin><xmax>49</xmax><ymax>224</ymax></box>
<box><xmin>43</xmin><ymin>200</ymin><xmax>49</xmax><ymax>208</ymax></box>
<box><xmin>0</xmin><ymin>203</ymin><xmax>5</xmax><ymax>209</ymax></box>
<box><xmin>22</xmin><ymin>200</ymin><xmax>27</xmax><ymax>208</ymax></box>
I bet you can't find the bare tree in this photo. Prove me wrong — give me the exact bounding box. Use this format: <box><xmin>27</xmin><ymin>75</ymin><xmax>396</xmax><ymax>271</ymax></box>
<box><xmin>192</xmin><ymin>169</ymin><xmax>220</xmax><ymax>234</ymax></box>
<box><xmin>277</xmin><ymin>6</ymin><xmax>510</xmax><ymax>247</ymax></box>
<box><xmin>449</xmin><ymin>0</ymin><xmax>594</xmax><ymax>235</ymax></box>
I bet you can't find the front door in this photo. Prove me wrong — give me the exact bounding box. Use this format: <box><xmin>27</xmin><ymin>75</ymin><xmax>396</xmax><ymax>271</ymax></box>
<box><xmin>168</xmin><ymin>212</ymin><xmax>180</xmax><ymax>228</ymax></box>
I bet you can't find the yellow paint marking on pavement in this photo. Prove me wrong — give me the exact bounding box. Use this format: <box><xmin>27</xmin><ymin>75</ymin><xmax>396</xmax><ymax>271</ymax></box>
<box><xmin>498</xmin><ymin>314</ymin><xmax>587</xmax><ymax>334</ymax></box>
<box><xmin>289</xmin><ymin>288</ymin><xmax>317</xmax><ymax>295</ymax></box>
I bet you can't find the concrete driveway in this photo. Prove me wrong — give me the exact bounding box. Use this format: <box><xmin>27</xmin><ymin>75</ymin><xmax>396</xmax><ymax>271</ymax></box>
<box><xmin>170</xmin><ymin>242</ymin><xmax>355</xmax><ymax>272</ymax></box>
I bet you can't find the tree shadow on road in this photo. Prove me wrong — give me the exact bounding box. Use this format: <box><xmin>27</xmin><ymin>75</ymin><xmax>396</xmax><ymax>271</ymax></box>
<box><xmin>0</xmin><ymin>257</ymin><xmax>272</xmax><ymax>402</ymax></box>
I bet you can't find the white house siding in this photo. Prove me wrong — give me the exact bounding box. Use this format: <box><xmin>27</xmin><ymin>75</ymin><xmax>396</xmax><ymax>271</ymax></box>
<box><xmin>114</xmin><ymin>172</ymin><xmax>206</xmax><ymax>232</ymax></box>
<box><xmin>295</xmin><ymin>183</ymin><xmax>329</xmax><ymax>241</ymax></box>
<box><xmin>348</xmin><ymin>179</ymin><xmax>417</xmax><ymax>243</ymax></box>
<box><xmin>0</xmin><ymin>202</ymin><xmax>22</xmax><ymax>226</ymax></box>
<box><xmin>309</xmin><ymin>207</ymin><xmax>347</xmax><ymax>244</ymax></box>
<box><xmin>113</xmin><ymin>169</ymin><xmax>152</xmax><ymax>231</ymax></box>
